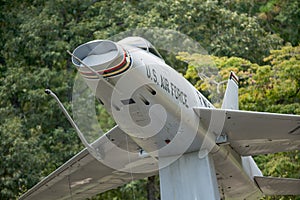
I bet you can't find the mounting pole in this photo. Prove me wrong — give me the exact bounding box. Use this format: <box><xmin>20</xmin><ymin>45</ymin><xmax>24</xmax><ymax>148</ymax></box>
<box><xmin>159</xmin><ymin>151</ymin><xmax>220</xmax><ymax>200</ymax></box>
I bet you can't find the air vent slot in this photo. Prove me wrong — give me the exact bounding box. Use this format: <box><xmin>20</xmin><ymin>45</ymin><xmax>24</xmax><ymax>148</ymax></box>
<box><xmin>139</xmin><ymin>95</ymin><xmax>150</xmax><ymax>105</ymax></box>
<box><xmin>146</xmin><ymin>85</ymin><xmax>156</xmax><ymax>95</ymax></box>
<box><xmin>97</xmin><ymin>98</ymin><xmax>104</xmax><ymax>105</ymax></box>
<box><xmin>121</xmin><ymin>98</ymin><xmax>136</xmax><ymax>105</ymax></box>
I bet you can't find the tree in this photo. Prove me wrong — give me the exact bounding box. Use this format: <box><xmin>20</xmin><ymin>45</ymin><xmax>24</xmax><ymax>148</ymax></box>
<box><xmin>240</xmin><ymin>44</ymin><xmax>300</xmax><ymax>114</ymax></box>
<box><xmin>0</xmin><ymin>117</ymin><xmax>47</xmax><ymax>199</ymax></box>
<box><xmin>0</xmin><ymin>0</ymin><xmax>297</xmax><ymax>199</ymax></box>
<box><xmin>219</xmin><ymin>0</ymin><xmax>300</xmax><ymax>45</ymax></box>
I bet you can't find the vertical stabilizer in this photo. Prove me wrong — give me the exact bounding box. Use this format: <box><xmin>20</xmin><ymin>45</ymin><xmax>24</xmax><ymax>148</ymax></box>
<box><xmin>221</xmin><ymin>72</ymin><xmax>239</xmax><ymax>110</ymax></box>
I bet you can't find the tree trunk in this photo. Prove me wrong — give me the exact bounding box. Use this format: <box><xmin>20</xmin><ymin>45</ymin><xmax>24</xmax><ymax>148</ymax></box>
<box><xmin>147</xmin><ymin>176</ymin><xmax>158</xmax><ymax>200</ymax></box>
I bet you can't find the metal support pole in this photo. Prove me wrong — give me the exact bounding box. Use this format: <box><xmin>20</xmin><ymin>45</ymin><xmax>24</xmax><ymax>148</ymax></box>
<box><xmin>159</xmin><ymin>151</ymin><xmax>220</xmax><ymax>200</ymax></box>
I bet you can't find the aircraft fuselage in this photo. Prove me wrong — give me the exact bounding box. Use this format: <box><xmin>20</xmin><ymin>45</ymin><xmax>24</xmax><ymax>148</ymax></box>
<box><xmin>71</xmin><ymin>37</ymin><xmax>262</xmax><ymax>199</ymax></box>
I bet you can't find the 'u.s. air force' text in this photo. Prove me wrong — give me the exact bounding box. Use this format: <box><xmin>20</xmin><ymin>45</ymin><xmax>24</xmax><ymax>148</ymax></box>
<box><xmin>146</xmin><ymin>65</ymin><xmax>188</xmax><ymax>108</ymax></box>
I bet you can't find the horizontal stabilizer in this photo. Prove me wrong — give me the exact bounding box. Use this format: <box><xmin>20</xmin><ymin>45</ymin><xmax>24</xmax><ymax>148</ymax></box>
<box><xmin>193</xmin><ymin>108</ymin><xmax>300</xmax><ymax>156</ymax></box>
<box><xmin>255</xmin><ymin>176</ymin><xmax>300</xmax><ymax>195</ymax></box>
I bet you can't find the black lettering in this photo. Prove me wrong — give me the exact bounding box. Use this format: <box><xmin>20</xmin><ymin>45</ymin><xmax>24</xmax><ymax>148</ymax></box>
<box><xmin>164</xmin><ymin>78</ymin><xmax>170</xmax><ymax>93</ymax></box>
<box><xmin>175</xmin><ymin>87</ymin><xmax>180</xmax><ymax>99</ymax></box>
<box><xmin>197</xmin><ymin>93</ymin><xmax>204</xmax><ymax>106</ymax></box>
<box><xmin>160</xmin><ymin>76</ymin><xmax>170</xmax><ymax>93</ymax></box>
<box><xmin>183</xmin><ymin>93</ymin><xmax>188</xmax><ymax>108</ymax></box>
<box><xmin>203</xmin><ymin>99</ymin><xmax>208</xmax><ymax>107</ymax></box>
<box><xmin>178</xmin><ymin>93</ymin><xmax>183</xmax><ymax>103</ymax></box>
<box><xmin>171</xmin><ymin>83</ymin><xmax>175</xmax><ymax>97</ymax></box>
<box><xmin>183</xmin><ymin>93</ymin><xmax>187</xmax><ymax>105</ymax></box>
<box><xmin>152</xmin><ymin>69</ymin><xmax>157</xmax><ymax>83</ymax></box>
<box><xmin>160</xmin><ymin>75</ymin><xmax>164</xmax><ymax>88</ymax></box>
<box><xmin>146</xmin><ymin>65</ymin><xmax>151</xmax><ymax>78</ymax></box>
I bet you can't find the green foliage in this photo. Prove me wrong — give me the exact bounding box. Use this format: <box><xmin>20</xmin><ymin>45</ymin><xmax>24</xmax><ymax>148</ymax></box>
<box><xmin>258</xmin><ymin>0</ymin><xmax>300</xmax><ymax>46</ymax></box>
<box><xmin>92</xmin><ymin>176</ymin><xmax>160</xmax><ymax>200</ymax></box>
<box><xmin>130</xmin><ymin>0</ymin><xmax>283</xmax><ymax>63</ymax></box>
<box><xmin>181</xmin><ymin>53</ymin><xmax>259</xmax><ymax>106</ymax></box>
<box><xmin>182</xmin><ymin>44</ymin><xmax>300</xmax><ymax>114</ymax></box>
<box><xmin>0</xmin><ymin>0</ymin><xmax>299</xmax><ymax>199</ymax></box>
<box><xmin>0</xmin><ymin>117</ymin><xmax>47</xmax><ymax>199</ymax></box>
<box><xmin>93</xmin><ymin>179</ymin><xmax>148</xmax><ymax>200</ymax></box>
<box><xmin>219</xmin><ymin>0</ymin><xmax>300</xmax><ymax>45</ymax></box>
<box><xmin>240</xmin><ymin>45</ymin><xmax>300</xmax><ymax>114</ymax></box>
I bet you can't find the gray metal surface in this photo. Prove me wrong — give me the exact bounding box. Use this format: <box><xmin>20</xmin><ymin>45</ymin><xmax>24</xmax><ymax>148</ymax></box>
<box><xmin>221</xmin><ymin>73</ymin><xmax>239</xmax><ymax>110</ymax></box>
<box><xmin>194</xmin><ymin>108</ymin><xmax>300</xmax><ymax>156</ymax></box>
<box><xmin>159</xmin><ymin>151</ymin><xmax>220</xmax><ymax>200</ymax></box>
<box><xmin>212</xmin><ymin>145</ymin><xmax>262</xmax><ymax>200</ymax></box>
<box><xmin>19</xmin><ymin>126</ymin><xmax>158</xmax><ymax>200</ymax></box>
<box><xmin>255</xmin><ymin>176</ymin><xmax>300</xmax><ymax>195</ymax></box>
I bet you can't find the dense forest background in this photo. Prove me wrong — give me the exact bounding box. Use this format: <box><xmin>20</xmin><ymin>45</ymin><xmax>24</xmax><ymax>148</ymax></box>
<box><xmin>0</xmin><ymin>0</ymin><xmax>299</xmax><ymax>199</ymax></box>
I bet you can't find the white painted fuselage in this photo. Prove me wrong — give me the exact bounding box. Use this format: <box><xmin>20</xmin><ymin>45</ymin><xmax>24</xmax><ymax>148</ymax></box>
<box><xmin>73</xmin><ymin>38</ymin><xmax>263</xmax><ymax>199</ymax></box>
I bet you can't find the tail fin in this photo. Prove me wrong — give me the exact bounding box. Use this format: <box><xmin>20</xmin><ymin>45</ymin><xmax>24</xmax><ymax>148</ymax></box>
<box><xmin>221</xmin><ymin>71</ymin><xmax>239</xmax><ymax>110</ymax></box>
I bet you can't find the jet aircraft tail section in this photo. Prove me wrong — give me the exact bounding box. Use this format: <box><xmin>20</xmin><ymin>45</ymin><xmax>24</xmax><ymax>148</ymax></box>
<box><xmin>221</xmin><ymin>72</ymin><xmax>239</xmax><ymax>110</ymax></box>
